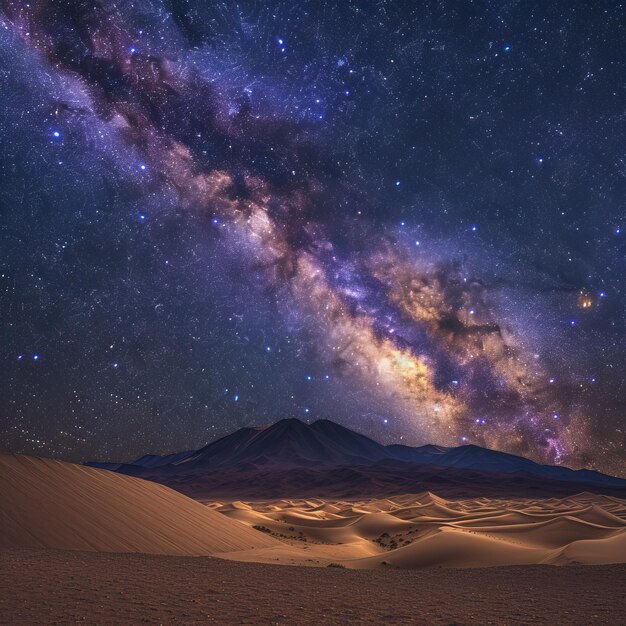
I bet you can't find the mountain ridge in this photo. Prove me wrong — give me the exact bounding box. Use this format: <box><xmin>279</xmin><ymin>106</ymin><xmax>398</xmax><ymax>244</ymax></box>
<box><xmin>87</xmin><ymin>418</ymin><xmax>626</xmax><ymax>496</ymax></box>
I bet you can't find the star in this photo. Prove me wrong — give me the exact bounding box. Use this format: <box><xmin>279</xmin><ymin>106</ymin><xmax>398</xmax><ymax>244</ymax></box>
<box><xmin>0</xmin><ymin>0</ymin><xmax>622</xmax><ymax>479</ymax></box>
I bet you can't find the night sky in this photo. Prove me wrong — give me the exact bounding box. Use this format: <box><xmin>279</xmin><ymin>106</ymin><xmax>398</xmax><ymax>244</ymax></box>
<box><xmin>0</xmin><ymin>1</ymin><xmax>624</xmax><ymax>476</ymax></box>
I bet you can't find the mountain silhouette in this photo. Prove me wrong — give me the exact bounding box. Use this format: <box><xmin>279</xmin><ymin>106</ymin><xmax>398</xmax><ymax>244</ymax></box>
<box><xmin>87</xmin><ymin>418</ymin><xmax>626</xmax><ymax>499</ymax></box>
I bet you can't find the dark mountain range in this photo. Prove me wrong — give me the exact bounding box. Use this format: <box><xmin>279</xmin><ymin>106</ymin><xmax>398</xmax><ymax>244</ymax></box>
<box><xmin>87</xmin><ymin>418</ymin><xmax>626</xmax><ymax>499</ymax></box>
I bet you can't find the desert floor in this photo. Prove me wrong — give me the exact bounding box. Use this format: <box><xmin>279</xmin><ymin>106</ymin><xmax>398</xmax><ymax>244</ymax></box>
<box><xmin>2</xmin><ymin>548</ymin><xmax>625</xmax><ymax>625</ymax></box>
<box><xmin>3</xmin><ymin>455</ymin><xmax>626</xmax><ymax>624</ymax></box>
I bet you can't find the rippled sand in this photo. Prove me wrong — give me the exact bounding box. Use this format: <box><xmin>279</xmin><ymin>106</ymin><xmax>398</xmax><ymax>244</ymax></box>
<box><xmin>212</xmin><ymin>491</ymin><xmax>626</xmax><ymax>568</ymax></box>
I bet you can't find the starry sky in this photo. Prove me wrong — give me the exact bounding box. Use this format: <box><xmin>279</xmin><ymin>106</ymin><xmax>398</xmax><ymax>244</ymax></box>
<box><xmin>0</xmin><ymin>1</ymin><xmax>624</xmax><ymax>476</ymax></box>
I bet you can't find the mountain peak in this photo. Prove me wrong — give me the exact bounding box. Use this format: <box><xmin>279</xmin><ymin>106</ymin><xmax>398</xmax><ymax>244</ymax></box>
<box><xmin>87</xmin><ymin>418</ymin><xmax>626</xmax><ymax>492</ymax></box>
<box><xmin>267</xmin><ymin>417</ymin><xmax>309</xmax><ymax>428</ymax></box>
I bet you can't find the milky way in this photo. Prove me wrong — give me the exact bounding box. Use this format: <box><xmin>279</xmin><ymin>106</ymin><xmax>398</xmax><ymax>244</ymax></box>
<box><xmin>0</xmin><ymin>1</ymin><xmax>624</xmax><ymax>475</ymax></box>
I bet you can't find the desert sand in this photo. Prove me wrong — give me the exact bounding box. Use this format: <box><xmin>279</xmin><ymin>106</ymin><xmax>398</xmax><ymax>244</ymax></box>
<box><xmin>2</xmin><ymin>453</ymin><xmax>625</xmax><ymax>568</ymax></box>
<box><xmin>2</xmin><ymin>549</ymin><xmax>625</xmax><ymax>625</ymax></box>
<box><xmin>2</xmin><ymin>453</ymin><xmax>626</xmax><ymax>624</ymax></box>
<box><xmin>0</xmin><ymin>454</ymin><xmax>279</xmax><ymax>555</ymax></box>
<box><xmin>210</xmin><ymin>491</ymin><xmax>626</xmax><ymax>568</ymax></box>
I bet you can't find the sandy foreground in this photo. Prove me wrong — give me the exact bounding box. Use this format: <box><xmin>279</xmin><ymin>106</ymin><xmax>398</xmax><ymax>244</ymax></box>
<box><xmin>0</xmin><ymin>549</ymin><xmax>624</xmax><ymax>625</ymax></box>
<box><xmin>2</xmin><ymin>453</ymin><xmax>626</xmax><ymax>623</ymax></box>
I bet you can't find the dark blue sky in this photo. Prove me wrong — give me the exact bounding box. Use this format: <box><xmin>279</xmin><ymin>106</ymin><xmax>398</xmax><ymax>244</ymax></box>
<box><xmin>0</xmin><ymin>1</ymin><xmax>623</xmax><ymax>476</ymax></box>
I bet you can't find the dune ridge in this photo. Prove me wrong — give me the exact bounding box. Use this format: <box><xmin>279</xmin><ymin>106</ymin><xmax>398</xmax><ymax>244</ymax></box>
<box><xmin>0</xmin><ymin>454</ymin><xmax>280</xmax><ymax>556</ymax></box>
<box><xmin>213</xmin><ymin>491</ymin><xmax>626</xmax><ymax>568</ymax></box>
<box><xmin>2</xmin><ymin>453</ymin><xmax>625</xmax><ymax>570</ymax></box>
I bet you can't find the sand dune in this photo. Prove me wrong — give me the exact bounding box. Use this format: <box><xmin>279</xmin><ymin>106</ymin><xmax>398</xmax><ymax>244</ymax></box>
<box><xmin>352</xmin><ymin>528</ymin><xmax>545</xmax><ymax>569</ymax></box>
<box><xmin>212</xmin><ymin>491</ymin><xmax>626</xmax><ymax>569</ymax></box>
<box><xmin>2</xmin><ymin>453</ymin><xmax>625</xmax><ymax>570</ymax></box>
<box><xmin>0</xmin><ymin>454</ymin><xmax>279</xmax><ymax>556</ymax></box>
<box><xmin>546</xmin><ymin>529</ymin><xmax>626</xmax><ymax>565</ymax></box>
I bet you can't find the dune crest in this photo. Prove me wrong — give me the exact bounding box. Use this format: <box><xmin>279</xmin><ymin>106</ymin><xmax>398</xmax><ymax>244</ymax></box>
<box><xmin>2</xmin><ymin>453</ymin><xmax>625</xmax><ymax>570</ymax></box>
<box><xmin>213</xmin><ymin>491</ymin><xmax>626</xmax><ymax>569</ymax></box>
<box><xmin>0</xmin><ymin>454</ymin><xmax>279</xmax><ymax>556</ymax></box>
